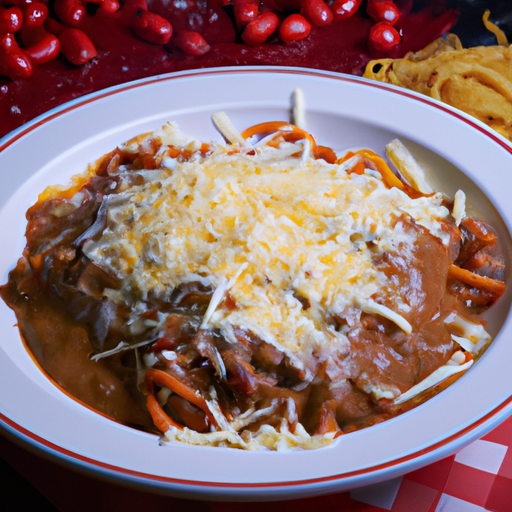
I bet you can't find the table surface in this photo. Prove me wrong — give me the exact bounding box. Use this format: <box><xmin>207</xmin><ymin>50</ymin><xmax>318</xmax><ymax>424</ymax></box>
<box><xmin>2</xmin><ymin>413</ymin><xmax>512</xmax><ymax>512</ymax></box>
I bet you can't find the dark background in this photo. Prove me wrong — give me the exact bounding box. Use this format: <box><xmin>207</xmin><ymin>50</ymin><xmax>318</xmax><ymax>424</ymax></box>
<box><xmin>445</xmin><ymin>0</ymin><xmax>512</xmax><ymax>46</ymax></box>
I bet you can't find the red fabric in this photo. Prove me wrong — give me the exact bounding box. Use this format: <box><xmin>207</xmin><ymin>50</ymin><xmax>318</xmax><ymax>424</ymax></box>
<box><xmin>2</xmin><ymin>416</ymin><xmax>512</xmax><ymax>512</ymax></box>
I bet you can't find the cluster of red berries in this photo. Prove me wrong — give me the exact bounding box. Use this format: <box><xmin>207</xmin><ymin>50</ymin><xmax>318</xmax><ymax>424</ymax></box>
<box><xmin>1</xmin><ymin>0</ymin><xmax>97</xmax><ymax>79</ymax></box>
<box><xmin>236</xmin><ymin>0</ymin><xmax>401</xmax><ymax>52</ymax></box>
<box><xmin>0</xmin><ymin>0</ymin><xmax>402</xmax><ymax>81</ymax></box>
<box><xmin>0</xmin><ymin>0</ymin><xmax>214</xmax><ymax>80</ymax></box>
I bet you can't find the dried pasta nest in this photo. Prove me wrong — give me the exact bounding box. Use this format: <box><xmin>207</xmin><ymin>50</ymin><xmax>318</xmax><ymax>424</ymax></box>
<box><xmin>364</xmin><ymin>33</ymin><xmax>512</xmax><ymax>142</ymax></box>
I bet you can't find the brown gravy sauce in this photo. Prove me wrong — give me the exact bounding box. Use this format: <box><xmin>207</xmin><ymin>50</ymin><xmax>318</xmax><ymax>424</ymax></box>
<box><xmin>1</xmin><ymin>271</ymin><xmax>155</xmax><ymax>431</ymax></box>
<box><xmin>1</xmin><ymin>208</ymin><xmax>467</xmax><ymax>435</ymax></box>
<box><xmin>0</xmin><ymin>143</ymin><xmax>503</xmax><ymax>439</ymax></box>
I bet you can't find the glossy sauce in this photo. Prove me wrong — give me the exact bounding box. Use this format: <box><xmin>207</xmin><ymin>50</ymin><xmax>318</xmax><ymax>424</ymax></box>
<box><xmin>0</xmin><ymin>0</ymin><xmax>458</xmax><ymax>139</ymax></box>
<box><xmin>0</xmin><ymin>143</ymin><xmax>481</xmax><ymax>437</ymax></box>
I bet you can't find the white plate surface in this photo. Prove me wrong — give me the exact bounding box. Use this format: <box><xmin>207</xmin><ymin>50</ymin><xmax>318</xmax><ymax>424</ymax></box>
<box><xmin>1</xmin><ymin>67</ymin><xmax>512</xmax><ymax>501</ymax></box>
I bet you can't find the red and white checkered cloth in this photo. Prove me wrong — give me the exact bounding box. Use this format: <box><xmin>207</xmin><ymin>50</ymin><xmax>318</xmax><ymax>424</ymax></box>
<box><xmin>2</xmin><ymin>415</ymin><xmax>512</xmax><ymax>511</ymax></box>
<box><xmin>214</xmin><ymin>417</ymin><xmax>512</xmax><ymax>512</ymax></box>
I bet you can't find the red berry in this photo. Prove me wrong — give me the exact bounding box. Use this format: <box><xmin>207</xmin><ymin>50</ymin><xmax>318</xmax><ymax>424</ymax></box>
<box><xmin>0</xmin><ymin>32</ymin><xmax>33</xmax><ymax>79</ymax></box>
<box><xmin>24</xmin><ymin>32</ymin><xmax>60</xmax><ymax>65</ymax></box>
<box><xmin>54</xmin><ymin>0</ymin><xmax>85</xmax><ymax>27</ymax></box>
<box><xmin>0</xmin><ymin>6</ymin><xmax>23</xmax><ymax>34</ymax></box>
<box><xmin>233</xmin><ymin>0</ymin><xmax>259</xmax><ymax>27</ymax></box>
<box><xmin>331</xmin><ymin>0</ymin><xmax>362</xmax><ymax>21</ymax></box>
<box><xmin>301</xmin><ymin>0</ymin><xmax>333</xmax><ymax>27</ymax></box>
<box><xmin>59</xmin><ymin>28</ymin><xmax>97</xmax><ymax>65</ymax></box>
<box><xmin>241</xmin><ymin>12</ymin><xmax>279</xmax><ymax>46</ymax></box>
<box><xmin>99</xmin><ymin>0</ymin><xmax>120</xmax><ymax>14</ymax></box>
<box><xmin>367</xmin><ymin>0</ymin><xmax>399</xmax><ymax>25</ymax></box>
<box><xmin>24</xmin><ymin>3</ymin><xmax>48</xmax><ymax>28</ymax></box>
<box><xmin>279</xmin><ymin>14</ymin><xmax>312</xmax><ymax>43</ymax></box>
<box><xmin>174</xmin><ymin>31</ymin><xmax>210</xmax><ymax>56</ymax></box>
<box><xmin>134</xmin><ymin>10</ymin><xmax>172</xmax><ymax>45</ymax></box>
<box><xmin>368</xmin><ymin>21</ymin><xmax>400</xmax><ymax>53</ymax></box>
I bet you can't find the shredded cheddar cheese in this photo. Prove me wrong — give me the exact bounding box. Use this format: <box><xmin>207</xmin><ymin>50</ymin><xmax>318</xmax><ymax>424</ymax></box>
<box><xmin>83</xmin><ymin>122</ymin><xmax>451</xmax><ymax>380</ymax></box>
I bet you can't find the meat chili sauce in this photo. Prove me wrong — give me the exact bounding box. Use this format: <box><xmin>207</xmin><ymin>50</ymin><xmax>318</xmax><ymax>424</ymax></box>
<box><xmin>0</xmin><ymin>121</ymin><xmax>507</xmax><ymax>450</ymax></box>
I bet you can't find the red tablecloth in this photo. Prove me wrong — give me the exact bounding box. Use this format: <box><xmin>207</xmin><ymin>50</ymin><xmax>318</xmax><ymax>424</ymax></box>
<box><xmin>2</xmin><ymin>415</ymin><xmax>512</xmax><ymax>512</ymax></box>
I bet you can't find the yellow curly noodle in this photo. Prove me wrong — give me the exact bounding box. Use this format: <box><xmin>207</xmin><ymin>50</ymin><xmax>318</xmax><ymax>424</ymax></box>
<box><xmin>364</xmin><ymin>12</ymin><xmax>512</xmax><ymax>141</ymax></box>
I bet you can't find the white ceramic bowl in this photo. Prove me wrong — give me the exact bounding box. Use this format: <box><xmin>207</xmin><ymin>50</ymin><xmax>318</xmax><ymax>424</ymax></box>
<box><xmin>1</xmin><ymin>67</ymin><xmax>512</xmax><ymax>501</ymax></box>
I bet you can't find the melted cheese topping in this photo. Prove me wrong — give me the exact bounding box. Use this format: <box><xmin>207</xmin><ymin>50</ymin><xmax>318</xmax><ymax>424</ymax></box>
<box><xmin>83</xmin><ymin>123</ymin><xmax>451</xmax><ymax>379</ymax></box>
